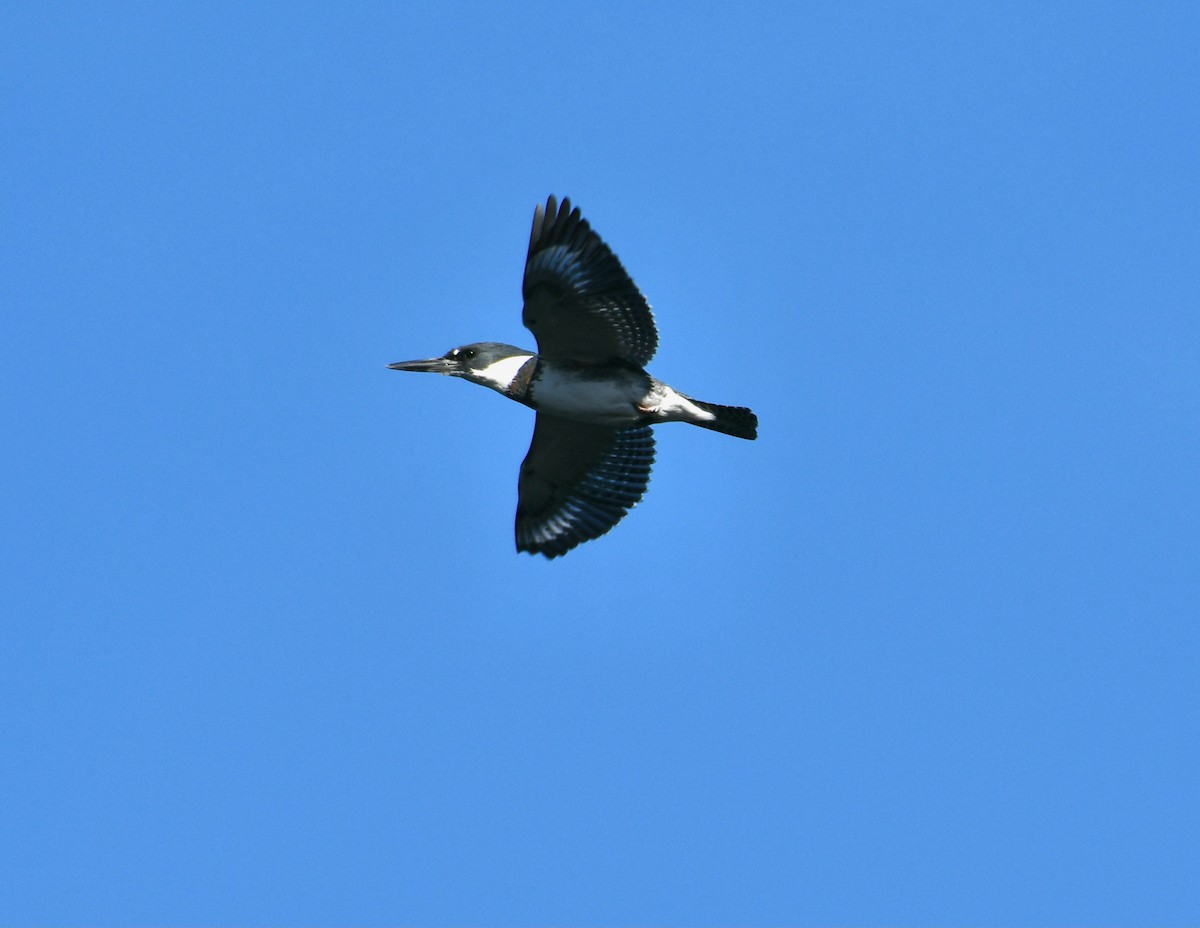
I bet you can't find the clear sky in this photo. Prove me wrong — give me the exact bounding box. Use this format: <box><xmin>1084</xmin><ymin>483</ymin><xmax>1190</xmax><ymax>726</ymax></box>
<box><xmin>2</xmin><ymin>2</ymin><xmax>1197</xmax><ymax>925</ymax></box>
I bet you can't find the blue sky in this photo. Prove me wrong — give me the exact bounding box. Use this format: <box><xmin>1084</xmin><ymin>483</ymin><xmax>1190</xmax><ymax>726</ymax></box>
<box><xmin>2</xmin><ymin>2</ymin><xmax>1197</xmax><ymax>924</ymax></box>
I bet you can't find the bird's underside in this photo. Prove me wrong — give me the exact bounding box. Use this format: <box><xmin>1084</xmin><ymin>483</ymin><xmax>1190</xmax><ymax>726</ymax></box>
<box><xmin>389</xmin><ymin>195</ymin><xmax>757</xmax><ymax>559</ymax></box>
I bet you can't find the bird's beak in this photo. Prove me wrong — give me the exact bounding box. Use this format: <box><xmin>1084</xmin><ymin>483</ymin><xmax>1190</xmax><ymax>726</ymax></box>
<box><xmin>387</xmin><ymin>357</ymin><xmax>456</xmax><ymax>374</ymax></box>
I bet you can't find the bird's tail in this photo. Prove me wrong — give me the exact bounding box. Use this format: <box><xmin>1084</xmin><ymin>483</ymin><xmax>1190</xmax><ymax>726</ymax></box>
<box><xmin>687</xmin><ymin>398</ymin><xmax>758</xmax><ymax>440</ymax></box>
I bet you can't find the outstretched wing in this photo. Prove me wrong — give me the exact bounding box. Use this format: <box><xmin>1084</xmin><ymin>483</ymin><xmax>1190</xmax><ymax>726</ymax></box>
<box><xmin>516</xmin><ymin>416</ymin><xmax>655</xmax><ymax>558</ymax></box>
<box><xmin>521</xmin><ymin>195</ymin><xmax>658</xmax><ymax>366</ymax></box>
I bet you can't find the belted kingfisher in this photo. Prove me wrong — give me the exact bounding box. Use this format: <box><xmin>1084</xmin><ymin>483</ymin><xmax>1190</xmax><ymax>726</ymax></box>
<box><xmin>390</xmin><ymin>195</ymin><xmax>758</xmax><ymax>558</ymax></box>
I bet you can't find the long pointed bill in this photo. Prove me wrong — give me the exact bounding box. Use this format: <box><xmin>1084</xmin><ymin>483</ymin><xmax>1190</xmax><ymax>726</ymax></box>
<box><xmin>387</xmin><ymin>357</ymin><xmax>456</xmax><ymax>374</ymax></box>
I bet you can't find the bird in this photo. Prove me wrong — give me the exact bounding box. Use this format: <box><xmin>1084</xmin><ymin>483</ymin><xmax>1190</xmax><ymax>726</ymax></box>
<box><xmin>389</xmin><ymin>195</ymin><xmax>758</xmax><ymax>558</ymax></box>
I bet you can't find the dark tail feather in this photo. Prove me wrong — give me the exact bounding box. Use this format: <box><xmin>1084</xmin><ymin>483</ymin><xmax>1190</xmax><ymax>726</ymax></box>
<box><xmin>689</xmin><ymin>398</ymin><xmax>758</xmax><ymax>440</ymax></box>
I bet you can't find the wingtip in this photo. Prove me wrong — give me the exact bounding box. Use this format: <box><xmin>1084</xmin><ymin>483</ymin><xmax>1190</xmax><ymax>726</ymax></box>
<box><xmin>540</xmin><ymin>194</ymin><xmax>578</xmax><ymax>225</ymax></box>
<box><xmin>515</xmin><ymin>525</ymin><xmax>578</xmax><ymax>559</ymax></box>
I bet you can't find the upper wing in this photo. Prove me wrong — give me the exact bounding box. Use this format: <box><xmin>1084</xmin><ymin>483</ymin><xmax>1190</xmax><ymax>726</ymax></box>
<box><xmin>515</xmin><ymin>416</ymin><xmax>655</xmax><ymax>558</ymax></box>
<box><xmin>521</xmin><ymin>195</ymin><xmax>658</xmax><ymax>366</ymax></box>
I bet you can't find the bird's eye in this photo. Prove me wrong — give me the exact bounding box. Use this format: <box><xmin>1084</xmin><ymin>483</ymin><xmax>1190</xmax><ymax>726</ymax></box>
<box><xmin>460</xmin><ymin>347</ymin><xmax>476</xmax><ymax>359</ymax></box>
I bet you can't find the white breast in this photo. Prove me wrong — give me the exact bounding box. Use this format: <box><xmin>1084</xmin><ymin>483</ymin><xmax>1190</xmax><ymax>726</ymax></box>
<box><xmin>532</xmin><ymin>364</ymin><xmax>647</xmax><ymax>426</ymax></box>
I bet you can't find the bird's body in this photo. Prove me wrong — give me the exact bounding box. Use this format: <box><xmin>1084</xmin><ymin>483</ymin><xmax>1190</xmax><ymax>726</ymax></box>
<box><xmin>529</xmin><ymin>358</ymin><xmax>652</xmax><ymax>427</ymax></box>
<box><xmin>390</xmin><ymin>196</ymin><xmax>757</xmax><ymax>558</ymax></box>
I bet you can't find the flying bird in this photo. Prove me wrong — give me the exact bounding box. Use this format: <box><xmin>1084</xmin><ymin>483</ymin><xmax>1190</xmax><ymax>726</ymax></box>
<box><xmin>390</xmin><ymin>195</ymin><xmax>758</xmax><ymax>558</ymax></box>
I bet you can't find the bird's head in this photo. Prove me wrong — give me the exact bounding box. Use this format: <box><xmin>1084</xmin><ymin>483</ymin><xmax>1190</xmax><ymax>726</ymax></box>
<box><xmin>388</xmin><ymin>342</ymin><xmax>534</xmax><ymax>394</ymax></box>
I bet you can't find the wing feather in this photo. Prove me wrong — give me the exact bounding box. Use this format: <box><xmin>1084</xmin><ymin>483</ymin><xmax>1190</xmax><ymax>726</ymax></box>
<box><xmin>522</xmin><ymin>195</ymin><xmax>658</xmax><ymax>366</ymax></box>
<box><xmin>515</xmin><ymin>416</ymin><xmax>655</xmax><ymax>558</ymax></box>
